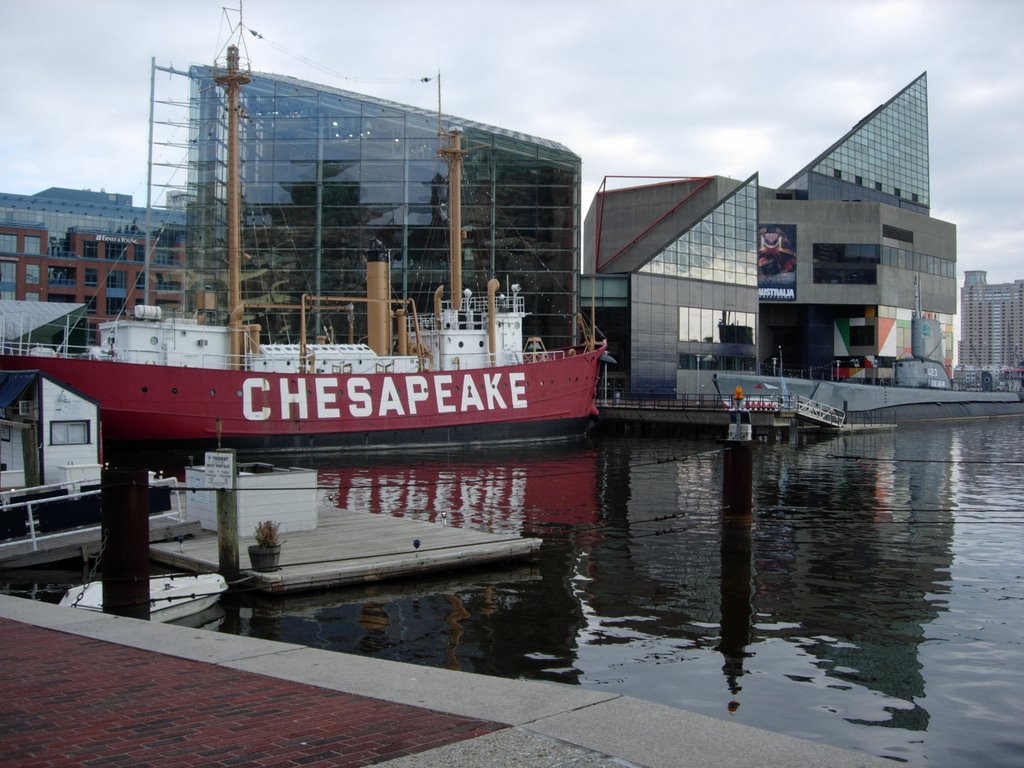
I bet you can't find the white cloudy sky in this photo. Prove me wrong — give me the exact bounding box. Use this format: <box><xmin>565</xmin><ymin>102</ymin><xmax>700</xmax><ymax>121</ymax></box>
<box><xmin>3</xmin><ymin>0</ymin><xmax>1022</xmax><ymax>286</ymax></box>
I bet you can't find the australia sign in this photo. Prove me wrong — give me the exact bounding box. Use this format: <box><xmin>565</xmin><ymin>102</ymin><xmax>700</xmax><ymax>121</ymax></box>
<box><xmin>758</xmin><ymin>224</ymin><xmax>797</xmax><ymax>301</ymax></box>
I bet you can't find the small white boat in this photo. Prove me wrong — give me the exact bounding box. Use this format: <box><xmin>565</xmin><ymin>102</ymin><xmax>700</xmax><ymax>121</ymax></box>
<box><xmin>59</xmin><ymin>573</ymin><xmax>228</xmax><ymax>623</ymax></box>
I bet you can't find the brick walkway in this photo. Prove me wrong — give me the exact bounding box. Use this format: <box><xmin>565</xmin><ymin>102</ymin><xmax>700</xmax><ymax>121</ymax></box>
<box><xmin>0</xmin><ymin>619</ymin><xmax>505</xmax><ymax>767</ymax></box>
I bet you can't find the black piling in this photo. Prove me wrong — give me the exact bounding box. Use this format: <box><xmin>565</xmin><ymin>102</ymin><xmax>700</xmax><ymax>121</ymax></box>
<box><xmin>721</xmin><ymin>441</ymin><xmax>753</xmax><ymax>527</ymax></box>
<box><xmin>101</xmin><ymin>468</ymin><xmax>150</xmax><ymax>620</ymax></box>
<box><xmin>718</xmin><ymin>394</ymin><xmax>755</xmax><ymax>699</ymax></box>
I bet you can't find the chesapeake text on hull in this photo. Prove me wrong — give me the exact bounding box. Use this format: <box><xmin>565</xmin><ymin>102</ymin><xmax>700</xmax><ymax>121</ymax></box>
<box><xmin>242</xmin><ymin>371</ymin><xmax>529</xmax><ymax>421</ymax></box>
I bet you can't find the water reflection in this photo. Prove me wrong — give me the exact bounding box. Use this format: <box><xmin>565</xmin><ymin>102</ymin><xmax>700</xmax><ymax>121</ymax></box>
<box><xmin>202</xmin><ymin>424</ymin><xmax>1024</xmax><ymax>766</ymax></box>
<box><xmin>320</xmin><ymin>449</ymin><xmax>603</xmax><ymax>536</ymax></box>
<box><xmin>750</xmin><ymin>431</ymin><xmax>955</xmax><ymax>743</ymax></box>
<box><xmin>6</xmin><ymin>420</ymin><xmax>1024</xmax><ymax>767</ymax></box>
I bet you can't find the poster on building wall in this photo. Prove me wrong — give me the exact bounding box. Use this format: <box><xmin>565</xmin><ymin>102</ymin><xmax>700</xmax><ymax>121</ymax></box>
<box><xmin>758</xmin><ymin>224</ymin><xmax>797</xmax><ymax>301</ymax></box>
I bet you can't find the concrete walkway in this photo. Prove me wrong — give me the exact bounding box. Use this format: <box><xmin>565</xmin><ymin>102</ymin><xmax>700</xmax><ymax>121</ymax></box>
<box><xmin>0</xmin><ymin>595</ymin><xmax>905</xmax><ymax>767</ymax></box>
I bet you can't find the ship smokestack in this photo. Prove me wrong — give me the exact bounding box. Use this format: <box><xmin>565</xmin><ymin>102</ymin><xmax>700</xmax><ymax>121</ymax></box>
<box><xmin>366</xmin><ymin>238</ymin><xmax>391</xmax><ymax>356</ymax></box>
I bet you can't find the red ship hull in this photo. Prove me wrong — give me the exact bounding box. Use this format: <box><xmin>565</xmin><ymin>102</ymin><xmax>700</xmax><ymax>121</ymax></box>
<box><xmin>1</xmin><ymin>345</ymin><xmax>604</xmax><ymax>453</ymax></box>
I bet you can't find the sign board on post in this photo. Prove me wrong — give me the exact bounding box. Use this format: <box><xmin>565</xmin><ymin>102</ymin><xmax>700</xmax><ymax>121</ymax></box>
<box><xmin>205</xmin><ymin>450</ymin><xmax>235</xmax><ymax>490</ymax></box>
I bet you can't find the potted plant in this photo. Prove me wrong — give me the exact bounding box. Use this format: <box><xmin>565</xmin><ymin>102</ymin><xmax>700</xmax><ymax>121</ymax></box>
<box><xmin>248</xmin><ymin>520</ymin><xmax>282</xmax><ymax>571</ymax></box>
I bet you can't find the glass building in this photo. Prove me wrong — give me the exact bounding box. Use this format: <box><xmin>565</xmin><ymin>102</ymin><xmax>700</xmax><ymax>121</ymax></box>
<box><xmin>183</xmin><ymin>65</ymin><xmax>583</xmax><ymax>348</ymax></box>
<box><xmin>584</xmin><ymin>176</ymin><xmax>760</xmax><ymax>397</ymax></box>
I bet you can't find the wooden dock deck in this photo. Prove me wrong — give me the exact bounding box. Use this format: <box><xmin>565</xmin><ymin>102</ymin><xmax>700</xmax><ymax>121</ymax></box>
<box><xmin>150</xmin><ymin>507</ymin><xmax>541</xmax><ymax>594</ymax></box>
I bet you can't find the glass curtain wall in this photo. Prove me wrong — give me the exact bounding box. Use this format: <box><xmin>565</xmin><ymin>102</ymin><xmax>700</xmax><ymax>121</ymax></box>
<box><xmin>639</xmin><ymin>180</ymin><xmax>758</xmax><ymax>288</ymax></box>
<box><xmin>186</xmin><ymin>68</ymin><xmax>581</xmax><ymax>348</ymax></box>
<box><xmin>811</xmin><ymin>74</ymin><xmax>929</xmax><ymax>208</ymax></box>
<box><xmin>630</xmin><ymin>177</ymin><xmax>759</xmax><ymax>396</ymax></box>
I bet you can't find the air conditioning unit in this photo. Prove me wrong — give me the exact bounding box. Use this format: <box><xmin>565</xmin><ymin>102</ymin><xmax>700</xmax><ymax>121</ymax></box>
<box><xmin>18</xmin><ymin>401</ymin><xmax>35</xmax><ymax>417</ymax></box>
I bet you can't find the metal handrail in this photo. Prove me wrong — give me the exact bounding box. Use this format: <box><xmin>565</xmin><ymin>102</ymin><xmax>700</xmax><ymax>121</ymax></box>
<box><xmin>793</xmin><ymin>396</ymin><xmax>846</xmax><ymax>426</ymax></box>
<box><xmin>1</xmin><ymin>477</ymin><xmax>184</xmax><ymax>551</ymax></box>
<box><xmin>597</xmin><ymin>394</ymin><xmax>781</xmax><ymax>411</ymax></box>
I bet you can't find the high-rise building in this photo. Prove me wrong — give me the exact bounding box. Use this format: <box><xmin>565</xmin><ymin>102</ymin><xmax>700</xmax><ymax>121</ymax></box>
<box><xmin>960</xmin><ymin>271</ymin><xmax>1024</xmax><ymax>368</ymax></box>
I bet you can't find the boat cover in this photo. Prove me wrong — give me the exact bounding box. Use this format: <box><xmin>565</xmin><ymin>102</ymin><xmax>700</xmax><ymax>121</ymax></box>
<box><xmin>0</xmin><ymin>371</ymin><xmax>36</xmax><ymax>408</ymax></box>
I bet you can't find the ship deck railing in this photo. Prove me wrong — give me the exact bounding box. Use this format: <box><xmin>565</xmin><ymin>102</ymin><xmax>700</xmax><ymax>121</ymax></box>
<box><xmin>0</xmin><ymin>476</ymin><xmax>185</xmax><ymax>553</ymax></box>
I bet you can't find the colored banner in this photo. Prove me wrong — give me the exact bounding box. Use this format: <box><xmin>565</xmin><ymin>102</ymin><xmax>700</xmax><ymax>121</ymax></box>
<box><xmin>758</xmin><ymin>224</ymin><xmax>797</xmax><ymax>301</ymax></box>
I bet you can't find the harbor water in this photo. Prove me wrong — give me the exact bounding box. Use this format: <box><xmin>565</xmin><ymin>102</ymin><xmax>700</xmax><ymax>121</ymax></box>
<box><xmin>226</xmin><ymin>419</ymin><xmax>1024</xmax><ymax>767</ymax></box>
<box><xmin>7</xmin><ymin>418</ymin><xmax>1024</xmax><ymax>766</ymax></box>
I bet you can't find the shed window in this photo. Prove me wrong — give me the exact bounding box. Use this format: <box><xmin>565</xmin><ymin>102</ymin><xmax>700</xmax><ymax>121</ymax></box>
<box><xmin>50</xmin><ymin>420</ymin><xmax>90</xmax><ymax>445</ymax></box>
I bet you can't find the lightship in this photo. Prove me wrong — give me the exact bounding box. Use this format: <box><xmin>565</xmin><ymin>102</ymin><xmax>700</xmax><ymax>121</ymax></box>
<box><xmin>1</xmin><ymin>45</ymin><xmax>607</xmax><ymax>454</ymax></box>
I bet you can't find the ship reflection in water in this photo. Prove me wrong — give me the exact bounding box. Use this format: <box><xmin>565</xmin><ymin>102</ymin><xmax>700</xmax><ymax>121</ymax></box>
<box><xmin>217</xmin><ymin>422</ymin><xmax>1023</xmax><ymax>768</ymax></box>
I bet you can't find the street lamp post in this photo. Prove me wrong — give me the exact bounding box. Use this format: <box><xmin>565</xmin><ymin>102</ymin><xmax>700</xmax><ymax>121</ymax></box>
<box><xmin>778</xmin><ymin>346</ymin><xmax>787</xmax><ymax>408</ymax></box>
<box><xmin>695</xmin><ymin>354</ymin><xmax>702</xmax><ymax>405</ymax></box>
<box><xmin>694</xmin><ymin>354</ymin><xmax>713</xmax><ymax>405</ymax></box>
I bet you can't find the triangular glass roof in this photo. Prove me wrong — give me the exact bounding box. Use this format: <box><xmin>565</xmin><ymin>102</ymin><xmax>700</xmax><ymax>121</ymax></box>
<box><xmin>640</xmin><ymin>175</ymin><xmax>758</xmax><ymax>283</ymax></box>
<box><xmin>779</xmin><ymin>73</ymin><xmax>929</xmax><ymax>209</ymax></box>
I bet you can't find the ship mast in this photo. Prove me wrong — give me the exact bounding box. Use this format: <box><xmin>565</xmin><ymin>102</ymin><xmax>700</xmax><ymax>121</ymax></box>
<box><xmin>437</xmin><ymin>127</ymin><xmax>466</xmax><ymax>312</ymax></box>
<box><xmin>215</xmin><ymin>44</ymin><xmax>250</xmax><ymax>368</ymax></box>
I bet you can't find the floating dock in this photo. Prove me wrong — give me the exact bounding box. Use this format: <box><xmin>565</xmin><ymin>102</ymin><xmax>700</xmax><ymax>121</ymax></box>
<box><xmin>150</xmin><ymin>507</ymin><xmax>541</xmax><ymax>594</ymax></box>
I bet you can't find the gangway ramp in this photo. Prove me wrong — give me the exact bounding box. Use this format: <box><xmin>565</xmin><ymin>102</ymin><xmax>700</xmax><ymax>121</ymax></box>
<box><xmin>793</xmin><ymin>396</ymin><xmax>846</xmax><ymax>428</ymax></box>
